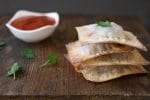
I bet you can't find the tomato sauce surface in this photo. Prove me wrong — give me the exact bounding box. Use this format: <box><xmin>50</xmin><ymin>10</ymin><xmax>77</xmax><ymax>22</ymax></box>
<box><xmin>11</xmin><ymin>16</ymin><xmax>55</xmax><ymax>30</ymax></box>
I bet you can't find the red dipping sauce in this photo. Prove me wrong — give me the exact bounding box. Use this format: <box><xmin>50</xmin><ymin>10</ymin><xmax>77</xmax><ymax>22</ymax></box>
<box><xmin>11</xmin><ymin>16</ymin><xmax>55</xmax><ymax>30</ymax></box>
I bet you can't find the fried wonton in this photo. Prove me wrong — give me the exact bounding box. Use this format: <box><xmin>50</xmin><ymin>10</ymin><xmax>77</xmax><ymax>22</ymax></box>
<box><xmin>65</xmin><ymin>49</ymin><xmax>149</xmax><ymax>72</ymax></box>
<box><xmin>76</xmin><ymin>22</ymin><xmax>147</xmax><ymax>51</ymax></box>
<box><xmin>66</xmin><ymin>41</ymin><xmax>133</xmax><ymax>63</ymax></box>
<box><xmin>81</xmin><ymin>65</ymin><xmax>147</xmax><ymax>82</ymax></box>
<box><xmin>80</xmin><ymin>49</ymin><xmax>149</xmax><ymax>67</ymax></box>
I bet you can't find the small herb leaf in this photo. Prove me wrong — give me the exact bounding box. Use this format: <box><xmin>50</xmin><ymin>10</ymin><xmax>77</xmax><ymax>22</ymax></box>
<box><xmin>21</xmin><ymin>48</ymin><xmax>35</xmax><ymax>59</ymax></box>
<box><xmin>0</xmin><ymin>40</ymin><xmax>6</xmax><ymax>46</ymax></box>
<box><xmin>48</xmin><ymin>54</ymin><xmax>58</xmax><ymax>65</ymax></box>
<box><xmin>0</xmin><ymin>40</ymin><xmax>6</xmax><ymax>50</ymax></box>
<box><xmin>97</xmin><ymin>21</ymin><xmax>111</xmax><ymax>27</ymax></box>
<box><xmin>7</xmin><ymin>62</ymin><xmax>22</xmax><ymax>80</ymax></box>
<box><xmin>40</xmin><ymin>53</ymin><xmax>59</xmax><ymax>68</ymax></box>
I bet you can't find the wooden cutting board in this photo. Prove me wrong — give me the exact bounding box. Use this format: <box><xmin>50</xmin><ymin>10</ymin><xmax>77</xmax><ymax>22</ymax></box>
<box><xmin>0</xmin><ymin>15</ymin><xmax>150</xmax><ymax>100</ymax></box>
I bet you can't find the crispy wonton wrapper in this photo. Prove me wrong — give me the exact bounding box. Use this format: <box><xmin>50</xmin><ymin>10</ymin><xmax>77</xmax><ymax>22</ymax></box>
<box><xmin>81</xmin><ymin>65</ymin><xmax>147</xmax><ymax>82</ymax></box>
<box><xmin>66</xmin><ymin>41</ymin><xmax>133</xmax><ymax>63</ymax></box>
<box><xmin>76</xmin><ymin>22</ymin><xmax>147</xmax><ymax>51</ymax></box>
<box><xmin>65</xmin><ymin>49</ymin><xmax>149</xmax><ymax>72</ymax></box>
<box><xmin>80</xmin><ymin>49</ymin><xmax>149</xmax><ymax>67</ymax></box>
<box><xmin>65</xmin><ymin>55</ymin><xmax>147</xmax><ymax>82</ymax></box>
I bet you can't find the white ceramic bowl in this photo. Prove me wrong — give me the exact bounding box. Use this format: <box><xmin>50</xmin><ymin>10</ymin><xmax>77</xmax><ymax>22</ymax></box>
<box><xmin>6</xmin><ymin>10</ymin><xmax>59</xmax><ymax>43</ymax></box>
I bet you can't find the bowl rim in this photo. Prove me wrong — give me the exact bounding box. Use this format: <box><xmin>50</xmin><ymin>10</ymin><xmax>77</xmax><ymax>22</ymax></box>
<box><xmin>5</xmin><ymin>10</ymin><xmax>59</xmax><ymax>33</ymax></box>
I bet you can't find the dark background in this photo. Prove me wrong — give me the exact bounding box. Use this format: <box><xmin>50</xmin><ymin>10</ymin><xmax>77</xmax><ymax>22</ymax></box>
<box><xmin>0</xmin><ymin>0</ymin><xmax>150</xmax><ymax>31</ymax></box>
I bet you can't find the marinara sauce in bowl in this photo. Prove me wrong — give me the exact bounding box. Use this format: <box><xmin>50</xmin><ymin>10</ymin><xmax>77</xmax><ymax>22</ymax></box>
<box><xmin>6</xmin><ymin>10</ymin><xmax>59</xmax><ymax>43</ymax></box>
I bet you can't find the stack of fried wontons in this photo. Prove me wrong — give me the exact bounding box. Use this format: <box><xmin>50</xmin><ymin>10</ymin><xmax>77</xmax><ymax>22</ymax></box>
<box><xmin>65</xmin><ymin>22</ymin><xmax>149</xmax><ymax>82</ymax></box>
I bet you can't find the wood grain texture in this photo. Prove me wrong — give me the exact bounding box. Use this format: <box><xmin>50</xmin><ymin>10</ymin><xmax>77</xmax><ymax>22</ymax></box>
<box><xmin>0</xmin><ymin>14</ymin><xmax>150</xmax><ymax>100</ymax></box>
